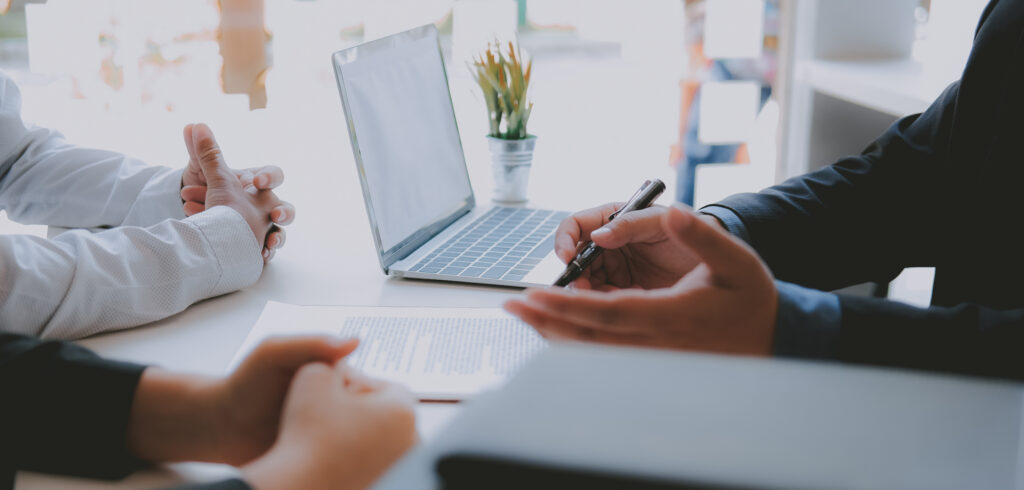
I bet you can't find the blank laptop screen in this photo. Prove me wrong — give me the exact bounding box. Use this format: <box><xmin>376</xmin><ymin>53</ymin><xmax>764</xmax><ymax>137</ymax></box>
<box><xmin>338</xmin><ymin>32</ymin><xmax>473</xmax><ymax>252</ymax></box>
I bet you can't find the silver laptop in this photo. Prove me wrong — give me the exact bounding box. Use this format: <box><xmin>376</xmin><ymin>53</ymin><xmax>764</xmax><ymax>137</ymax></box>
<box><xmin>332</xmin><ymin>25</ymin><xmax>568</xmax><ymax>288</ymax></box>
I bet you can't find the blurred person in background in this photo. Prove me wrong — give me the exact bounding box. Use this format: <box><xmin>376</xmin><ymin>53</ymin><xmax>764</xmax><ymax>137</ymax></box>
<box><xmin>671</xmin><ymin>0</ymin><xmax>778</xmax><ymax>205</ymax></box>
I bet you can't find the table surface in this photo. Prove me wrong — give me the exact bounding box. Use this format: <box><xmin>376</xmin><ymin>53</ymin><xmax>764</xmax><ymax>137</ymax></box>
<box><xmin>13</xmin><ymin>53</ymin><xmax>677</xmax><ymax>488</ymax></box>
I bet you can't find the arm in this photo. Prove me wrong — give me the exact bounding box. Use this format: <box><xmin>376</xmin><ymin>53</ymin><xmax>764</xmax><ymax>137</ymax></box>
<box><xmin>701</xmin><ymin>85</ymin><xmax>956</xmax><ymax>291</ymax></box>
<box><xmin>1</xmin><ymin>333</ymin><xmax>414</xmax><ymax>489</ymax></box>
<box><xmin>771</xmin><ymin>284</ymin><xmax>1024</xmax><ymax>380</ymax></box>
<box><xmin>0</xmin><ymin>72</ymin><xmax>184</xmax><ymax>228</ymax></box>
<box><xmin>0</xmin><ymin>206</ymin><xmax>262</xmax><ymax>339</ymax></box>
<box><xmin>0</xmin><ymin>332</ymin><xmax>148</xmax><ymax>479</ymax></box>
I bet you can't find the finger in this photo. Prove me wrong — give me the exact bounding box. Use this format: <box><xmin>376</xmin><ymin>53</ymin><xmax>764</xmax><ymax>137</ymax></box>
<box><xmin>270</xmin><ymin>202</ymin><xmax>295</xmax><ymax>225</ymax></box>
<box><xmin>523</xmin><ymin>287</ymin><xmax>666</xmax><ymax>332</ymax></box>
<box><xmin>239</xmin><ymin>170</ymin><xmax>257</xmax><ymax>195</ymax></box>
<box><xmin>191</xmin><ymin>123</ymin><xmax>233</xmax><ymax>185</ymax></box>
<box><xmin>262</xmin><ymin>247</ymin><xmax>274</xmax><ymax>263</ymax></box>
<box><xmin>243</xmin><ymin>336</ymin><xmax>360</xmax><ymax>375</ymax></box>
<box><xmin>588</xmin><ymin>205</ymin><xmax>668</xmax><ymax>249</ymax></box>
<box><xmin>337</xmin><ymin>364</ymin><xmax>384</xmax><ymax>394</ymax></box>
<box><xmin>180</xmin><ymin>185</ymin><xmax>207</xmax><ymax>203</ymax></box>
<box><xmin>291</xmin><ymin>362</ymin><xmax>333</xmax><ymax>394</ymax></box>
<box><xmin>664</xmin><ymin>203</ymin><xmax>761</xmax><ymax>284</ymax></box>
<box><xmin>554</xmin><ymin>202</ymin><xmax>624</xmax><ymax>263</ymax></box>
<box><xmin>505</xmin><ymin>299</ymin><xmax>649</xmax><ymax>345</ymax></box>
<box><xmin>266</xmin><ymin>229</ymin><xmax>286</xmax><ymax>250</ymax></box>
<box><xmin>251</xmin><ymin>166</ymin><xmax>284</xmax><ymax>190</ymax></box>
<box><xmin>184</xmin><ymin>201</ymin><xmax>206</xmax><ymax>216</ymax></box>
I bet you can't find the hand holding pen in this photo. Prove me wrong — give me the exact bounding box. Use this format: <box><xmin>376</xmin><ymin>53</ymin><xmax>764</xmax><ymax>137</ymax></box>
<box><xmin>554</xmin><ymin>179</ymin><xmax>666</xmax><ymax>287</ymax></box>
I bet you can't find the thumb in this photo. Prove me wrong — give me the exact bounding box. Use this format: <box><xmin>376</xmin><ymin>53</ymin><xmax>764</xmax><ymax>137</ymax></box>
<box><xmin>589</xmin><ymin>206</ymin><xmax>668</xmax><ymax>249</ymax></box>
<box><xmin>663</xmin><ymin>203</ymin><xmax>762</xmax><ymax>284</ymax></box>
<box><xmin>191</xmin><ymin>123</ymin><xmax>232</xmax><ymax>185</ymax></box>
<box><xmin>183</xmin><ymin>123</ymin><xmax>200</xmax><ymax>167</ymax></box>
<box><xmin>243</xmin><ymin>336</ymin><xmax>360</xmax><ymax>375</ymax></box>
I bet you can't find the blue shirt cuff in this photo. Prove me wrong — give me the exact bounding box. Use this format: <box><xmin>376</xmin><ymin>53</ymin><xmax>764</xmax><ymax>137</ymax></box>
<box><xmin>773</xmin><ymin>280</ymin><xmax>842</xmax><ymax>360</ymax></box>
<box><xmin>699</xmin><ymin>205</ymin><xmax>751</xmax><ymax>244</ymax></box>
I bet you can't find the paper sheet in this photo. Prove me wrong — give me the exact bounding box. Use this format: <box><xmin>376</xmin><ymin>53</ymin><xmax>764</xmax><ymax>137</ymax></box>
<box><xmin>232</xmin><ymin>302</ymin><xmax>546</xmax><ymax>400</ymax></box>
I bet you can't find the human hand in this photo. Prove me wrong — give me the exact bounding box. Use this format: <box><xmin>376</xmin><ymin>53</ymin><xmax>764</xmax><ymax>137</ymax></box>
<box><xmin>242</xmin><ymin>362</ymin><xmax>418</xmax><ymax>490</ymax></box>
<box><xmin>506</xmin><ymin>203</ymin><xmax>778</xmax><ymax>356</ymax></box>
<box><xmin>553</xmin><ymin>202</ymin><xmax>724</xmax><ymax>290</ymax></box>
<box><xmin>126</xmin><ymin>336</ymin><xmax>359</xmax><ymax>465</ymax></box>
<box><xmin>180</xmin><ymin>123</ymin><xmax>294</xmax><ymax>263</ymax></box>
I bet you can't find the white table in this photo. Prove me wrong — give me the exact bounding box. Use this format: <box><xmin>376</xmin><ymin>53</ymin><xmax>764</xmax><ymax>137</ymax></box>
<box><xmin>12</xmin><ymin>50</ymin><xmax>678</xmax><ymax>488</ymax></box>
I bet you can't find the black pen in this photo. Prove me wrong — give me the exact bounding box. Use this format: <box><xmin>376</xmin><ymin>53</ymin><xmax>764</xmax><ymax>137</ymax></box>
<box><xmin>553</xmin><ymin>179</ymin><xmax>666</xmax><ymax>287</ymax></box>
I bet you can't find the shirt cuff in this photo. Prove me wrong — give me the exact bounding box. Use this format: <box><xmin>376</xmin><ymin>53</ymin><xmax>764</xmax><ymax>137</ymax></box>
<box><xmin>698</xmin><ymin>205</ymin><xmax>751</xmax><ymax>244</ymax></box>
<box><xmin>185</xmin><ymin>206</ymin><xmax>263</xmax><ymax>297</ymax></box>
<box><xmin>123</xmin><ymin>167</ymin><xmax>187</xmax><ymax>226</ymax></box>
<box><xmin>773</xmin><ymin>280</ymin><xmax>842</xmax><ymax>360</ymax></box>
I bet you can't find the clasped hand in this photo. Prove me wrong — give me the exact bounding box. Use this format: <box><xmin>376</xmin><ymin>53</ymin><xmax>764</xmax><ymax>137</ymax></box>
<box><xmin>180</xmin><ymin>123</ymin><xmax>295</xmax><ymax>263</ymax></box>
<box><xmin>505</xmin><ymin>203</ymin><xmax>779</xmax><ymax>356</ymax></box>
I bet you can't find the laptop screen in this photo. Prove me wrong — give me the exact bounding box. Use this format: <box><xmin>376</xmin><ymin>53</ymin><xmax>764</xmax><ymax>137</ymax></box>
<box><xmin>334</xmin><ymin>26</ymin><xmax>474</xmax><ymax>261</ymax></box>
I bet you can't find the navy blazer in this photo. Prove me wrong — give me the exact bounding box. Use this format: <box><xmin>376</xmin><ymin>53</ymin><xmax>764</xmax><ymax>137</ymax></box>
<box><xmin>706</xmin><ymin>0</ymin><xmax>1024</xmax><ymax>379</ymax></box>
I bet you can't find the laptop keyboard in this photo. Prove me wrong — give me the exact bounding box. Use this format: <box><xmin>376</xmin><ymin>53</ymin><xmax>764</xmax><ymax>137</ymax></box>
<box><xmin>409</xmin><ymin>207</ymin><xmax>570</xmax><ymax>282</ymax></box>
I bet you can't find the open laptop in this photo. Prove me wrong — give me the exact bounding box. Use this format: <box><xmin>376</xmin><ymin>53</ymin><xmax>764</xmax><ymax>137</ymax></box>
<box><xmin>331</xmin><ymin>25</ymin><xmax>569</xmax><ymax>288</ymax></box>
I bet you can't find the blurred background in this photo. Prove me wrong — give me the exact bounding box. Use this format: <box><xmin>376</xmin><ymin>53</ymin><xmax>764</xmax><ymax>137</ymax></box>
<box><xmin>0</xmin><ymin>0</ymin><xmax>988</xmax><ymax>304</ymax></box>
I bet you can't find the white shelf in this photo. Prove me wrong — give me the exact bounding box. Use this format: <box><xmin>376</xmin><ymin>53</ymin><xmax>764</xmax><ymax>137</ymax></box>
<box><xmin>798</xmin><ymin>58</ymin><xmax>957</xmax><ymax>117</ymax></box>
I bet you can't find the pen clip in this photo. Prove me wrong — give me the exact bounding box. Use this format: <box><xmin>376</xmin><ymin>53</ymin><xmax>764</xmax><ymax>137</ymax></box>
<box><xmin>607</xmin><ymin>180</ymin><xmax>651</xmax><ymax>221</ymax></box>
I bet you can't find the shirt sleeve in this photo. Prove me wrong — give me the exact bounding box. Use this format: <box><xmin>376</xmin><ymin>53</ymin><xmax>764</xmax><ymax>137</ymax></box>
<box><xmin>0</xmin><ymin>205</ymin><xmax>263</xmax><ymax>340</ymax></box>
<box><xmin>699</xmin><ymin>205</ymin><xmax>752</xmax><ymax>244</ymax></box>
<box><xmin>0</xmin><ymin>71</ymin><xmax>186</xmax><ymax>228</ymax></box>
<box><xmin>773</xmin><ymin>281</ymin><xmax>842</xmax><ymax>360</ymax></box>
<box><xmin>701</xmin><ymin>205</ymin><xmax>844</xmax><ymax>360</ymax></box>
<box><xmin>0</xmin><ymin>332</ymin><xmax>148</xmax><ymax>480</ymax></box>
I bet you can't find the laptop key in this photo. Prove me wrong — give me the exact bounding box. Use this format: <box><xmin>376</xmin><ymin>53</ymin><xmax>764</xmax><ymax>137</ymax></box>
<box><xmin>461</xmin><ymin>267</ymin><xmax>487</xmax><ymax>278</ymax></box>
<box><xmin>528</xmin><ymin>236</ymin><xmax>555</xmax><ymax>257</ymax></box>
<box><xmin>441</xmin><ymin>267</ymin><xmax>466</xmax><ymax>276</ymax></box>
<box><xmin>419</xmin><ymin>267</ymin><xmax>443</xmax><ymax>274</ymax></box>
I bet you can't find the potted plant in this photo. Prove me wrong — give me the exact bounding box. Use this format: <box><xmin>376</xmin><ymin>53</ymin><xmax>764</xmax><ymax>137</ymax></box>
<box><xmin>470</xmin><ymin>40</ymin><xmax>535</xmax><ymax>203</ymax></box>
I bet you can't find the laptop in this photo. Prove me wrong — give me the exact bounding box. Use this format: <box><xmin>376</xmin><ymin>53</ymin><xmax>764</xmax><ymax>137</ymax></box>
<box><xmin>331</xmin><ymin>25</ymin><xmax>569</xmax><ymax>288</ymax></box>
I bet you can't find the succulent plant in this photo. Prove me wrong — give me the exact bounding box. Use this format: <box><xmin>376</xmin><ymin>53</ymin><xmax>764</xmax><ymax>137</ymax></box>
<box><xmin>469</xmin><ymin>40</ymin><xmax>533</xmax><ymax>140</ymax></box>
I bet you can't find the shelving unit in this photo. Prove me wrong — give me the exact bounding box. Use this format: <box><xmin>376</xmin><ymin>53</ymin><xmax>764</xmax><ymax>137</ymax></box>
<box><xmin>775</xmin><ymin>0</ymin><xmax>985</xmax><ymax>178</ymax></box>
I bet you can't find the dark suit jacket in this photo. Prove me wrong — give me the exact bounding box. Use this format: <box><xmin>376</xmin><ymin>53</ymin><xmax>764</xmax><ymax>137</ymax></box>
<box><xmin>704</xmin><ymin>0</ymin><xmax>1024</xmax><ymax>380</ymax></box>
<box><xmin>0</xmin><ymin>333</ymin><xmax>250</xmax><ymax>490</ymax></box>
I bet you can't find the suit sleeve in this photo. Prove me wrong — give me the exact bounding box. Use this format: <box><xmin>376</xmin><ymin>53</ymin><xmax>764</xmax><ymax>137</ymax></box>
<box><xmin>702</xmin><ymin>82</ymin><xmax>957</xmax><ymax>292</ymax></box>
<box><xmin>0</xmin><ymin>332</ymin><xmax>148</xmax><ymax>480</ymax></box>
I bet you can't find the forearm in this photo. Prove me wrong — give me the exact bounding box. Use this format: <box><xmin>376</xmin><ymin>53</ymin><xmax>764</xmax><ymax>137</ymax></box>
<box><xmin>836</xmin><ymin>295</ymin><xmax>1024</xmax><ymax>380</ymax></box>
<box><xmin>0</xmin><ymin>206</ymin><xmax>262</xmax><ymax>340</ymax></box>
<box><xmin>0</xmin><ymin>333</ymin><xmax>148</xmax><ymax>479</ymax></box>
<box><xmin>0</xmin><ymin>134</ymin><xmax>185</xmax><ymax>228</ymax></box>
<box><xmin>126</xmin><ymin>368</ymin><xmax>228</xmax><ymax>464</ymax></box>
<box><xmin>769</xmin><ymin>283</ymin><xmax>1024</xmax><ymax>380</ymax></box>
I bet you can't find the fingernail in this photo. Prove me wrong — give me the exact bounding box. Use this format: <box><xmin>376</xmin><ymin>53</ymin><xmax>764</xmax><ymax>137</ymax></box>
<box><xmin>262</xmin><ymin>248</ymin><xmax>270</xmax><ymax>259</ymax></box>
<box><xmin>272</xmin><ymin>209</ymin><xmax>285</xmax><ymax>222</ymax></box>
<box><xmin>255</xmin><ymin>175</ymin><xmax>268</xmax><ymax>187</ymax></box>
<box><xmin>591</xmin><ymin>227</ymin><xmax>611</xmax><ymax>239</ymax></box>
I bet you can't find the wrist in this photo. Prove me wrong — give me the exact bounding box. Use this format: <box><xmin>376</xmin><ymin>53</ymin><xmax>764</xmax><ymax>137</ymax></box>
<box><xmin>242</xmin><ymin>443</ymin><xmax>335</xmax><ymax>490</ymax></box>
<box><xmin>126</xmin><ymin>368</ymin><xmax>225</xmax><ymax>463</ymax></box>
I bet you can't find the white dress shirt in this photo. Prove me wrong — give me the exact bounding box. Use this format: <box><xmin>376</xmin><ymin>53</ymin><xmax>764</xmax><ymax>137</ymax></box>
<box><xmin>0</xmin><ymin>71</ymin><xmax>263</xmax><ymax>340</ymax></box>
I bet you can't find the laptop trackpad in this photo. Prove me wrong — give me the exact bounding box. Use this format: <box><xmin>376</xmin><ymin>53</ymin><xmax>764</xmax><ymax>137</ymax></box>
<box><xmin>523</xmin><ymin>252</ymin><xmax>567</xmax><ymax>286</ymax></box>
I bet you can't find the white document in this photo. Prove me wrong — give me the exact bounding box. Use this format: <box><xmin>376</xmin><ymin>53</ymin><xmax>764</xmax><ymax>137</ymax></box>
<box><xmin>232</xmin><ymin>302</ymin><xmax>546</xmax><ymax>401</ymax></box>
